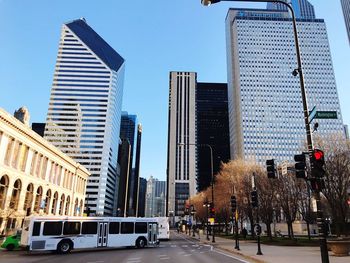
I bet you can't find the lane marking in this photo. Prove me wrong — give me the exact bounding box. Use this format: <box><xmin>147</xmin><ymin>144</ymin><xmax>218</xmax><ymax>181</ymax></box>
<box><xmin>212</xmin><ymin>248</ymin><xmax>251</xmax><ymax>263</ymax></box>
<box><xmin>87</xmin><ymin>261</ymin><xmax>104</xmax><ymax>263</ymax></box>
<box><xmin>181</xmin><ymin>245</ymin><xmax>188</xmax><ymax>247</ymax></box>
<box><xmin>159</xmin><ymin>257</ymin><xmax>170</xmax><ymax>260</ymax></box>
<box><xmin>183</xmin><ymin>254</ymin><xmax>192</xmax><ymax>257</ymax></box>
<box><xmin>158</xmin><ymin>255</ymin><xmax>168</xmax><ymax>257</ymax></box>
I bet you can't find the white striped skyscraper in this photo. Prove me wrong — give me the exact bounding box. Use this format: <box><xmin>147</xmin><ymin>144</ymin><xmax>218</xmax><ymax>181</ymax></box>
<box><xmin>341</xmin><ymin>0</ymin><xmax>350</xmax><ymax>44</ymax></box>
<box><xmin>167</xmin><ymin>72</ymin><xmax>197</xmax><ymax>218</ymax></box>
<box><xmin>226</xmin><ymin>8</ymin><xmax>344</xmax><ymax>165</ymax></box>
<box><xmin>44</xmin><ymin>18</ymin><xmax>125</xmax><ymax>216</ymax></box>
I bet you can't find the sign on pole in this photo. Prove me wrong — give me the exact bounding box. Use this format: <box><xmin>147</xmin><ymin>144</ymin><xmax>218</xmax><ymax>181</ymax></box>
<box><xmin>314</xmin><ymin>111</ymin><xmax>337</xmax><ymax>119</ymax></box>
<box><xmin>281</xmin><ymin>161</ymin><xmax>288</xmax><ymax>176</ymax></box>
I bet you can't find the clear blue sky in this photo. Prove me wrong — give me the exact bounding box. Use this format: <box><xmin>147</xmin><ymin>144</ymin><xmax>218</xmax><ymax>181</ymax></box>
<box><xmin>0</xmin><ymin>0</ymin><xmax>349</xmax><ymax>181</ymax></box>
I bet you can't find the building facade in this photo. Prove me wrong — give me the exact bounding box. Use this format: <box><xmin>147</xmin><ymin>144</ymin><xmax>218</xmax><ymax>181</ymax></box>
<box><xmin>0</xmin><ymin>108</ymin><xmax>89</xmax><ymax>234</ymax></box>
<box><xmin>167</xmin><ymin>72</ymin><xmax>197</xmax><ymax>218</ymax></box>
<box><xmin>145</xmin><ymin>176</ymin><xmax>166</xmax><ymax>217</ymax></box>
<box><xmin>44</xmin><ymin>18</ymin><xmax>125</xmax><ymax>216</ymax></box>
<box><xmin>267</xmin><ymin>0</ymin><xmax>315</xmax><ymax>19</ymax></box>
<box><xmin>225</xmin><ymin>8</ymin><xmax>344</xmax><ymax>165</ymax></box>
<box><xmin>196</xmin><ymin>83</ymin><xmax>230</xmax><ymax>192</ymax></box>
<box><xmin>341</xmin><ymin>0</ymin><xmax>350</xmax><ymax>44</ymax></box>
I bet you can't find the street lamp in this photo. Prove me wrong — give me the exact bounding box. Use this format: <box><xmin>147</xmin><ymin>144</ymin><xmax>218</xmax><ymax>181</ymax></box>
<box><xmin>178</xmin><ymin>143</ymin><xmax>215</xmax><ymax>242</ymax></box>
<box><xmin>201</xmin><ymin>1</ymin><xmax>329</xmax><ymax>262</ymax></box>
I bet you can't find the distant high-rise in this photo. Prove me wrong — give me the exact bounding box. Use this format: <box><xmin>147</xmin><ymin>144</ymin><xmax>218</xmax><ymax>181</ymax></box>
<box><xmin>196</xmin><ymin>83</ymin><xmax>230</xmax><ymax>192</ymax></box>
<box><xmin>137</xmin><ymin>177</ymin><xmax>147</xmax><ymax>217</ymax></box>
<box><xmin>267</xmin><ymin>0</ymin><xmax>315</xmax><ymax>19</ymax></box>
<box><xmin>226</xmin><ymin>8</ymin><xmax>344</xmax><ymax>165</ymax></box>
<box><xmin>119</xmin><ymin>112</ymin><xmax>137</xmax><ymax>215</ymax></box>
<box><xmin>344</xmin><ymin>125</ymin><xmax>349</xmax><ymax>139</ymax></box>
<box><xmin>145</xmin><ymin>176</ymin><xmax>166</xmax><ymax>217</ymax></box>
<box><xmin>44</xmin><ymin>18</ymin><xmax>125</xmax><ymax>216</ymax></box>
<box><xmin>119</xmin><ymin>113</ymin><xmax>142</xmax><ymax>216</ymax></box>
<box><xmin>167</xmin><ymin>72</ymin><xmax>197</xmax><ymax>218</ymax></box>
<box><xmin>134</xmin><ymin>124</ymin><xmax>142</xmax><ymax>216</ymax></box>
<box><xmin>341</xmin><ymin>0</ymin><xmax>350</xmax><ymax>44</ymax></box>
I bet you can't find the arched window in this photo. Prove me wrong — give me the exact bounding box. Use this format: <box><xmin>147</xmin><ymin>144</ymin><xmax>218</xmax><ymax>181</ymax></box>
<box><xmin>79</xmin><ymin>199</ymin><xmax>84</xmax><ymax>216</ymax></box>
<box><xmin>59</xmin><ymin>194</ymin><xmax>65</xmax><ymax>215</ymax></box>
<box><xmin>73</xmin><ymin>198</ymin><xmax>79</xmax><ymax>216</ymax></box>
<box><xmin>44</xmin><ymin>190</ymin><xmax>51</xmax><ymax>214</ymax></box>
<box><xmin>9</xmin><ymin>179</ymin><xmax>22</xmax><ymax>210</ymax></box>
<box><xmin>65</xmin><ymin>196</ymin><xmax>70</xmax><ymax>215</ymax></box>
<box><xmin>23</xmin><ymin>183</ymin><xmax>34</xmax><ymax>215</ymax></box>
<box><xmin>34</xmin><ymin>186</ymin><xmax>43</xmax><ymax>213</ymax></box>
<box><xmin>0</xmin><ymin>175</ymin><xmax>9</xmax><ymax>209</ymax></box>
<box><xmin>51</xmin><ymin>192</ymin><xmax>58</xmax><ymax>214</ymax></box>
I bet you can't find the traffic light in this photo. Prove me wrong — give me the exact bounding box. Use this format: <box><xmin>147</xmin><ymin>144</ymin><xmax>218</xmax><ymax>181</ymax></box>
<box><xmin>230</xmin><ymin>195</ymin><xmax>237</xmax><ymax>212</ymax></box>
<box><xmin>310</xmin><ymin>178</ymin><xmax>325</xmax><ymax>192</ymax></box>
<box><xmin>209</xmin><ymin>202</ymin><xmax>215</xmax><ymax>217</ymax></box>
<box><xmin>311</xmin><ymin>149</ymin><xmax>325</xmax><ymax>178</ymax></box>
<box><xmin>266</xmin><ymin>159</ymin><xmax>277</xmax><ymax>179</ymax></box>
<box><xmin>251</xmin><ymin>190</ymin><xmax>258</xmax><ymax>208</ymax></box>
<box><xmin>294</xmin><ymin>153</ymin><xmax>306</xmax><ymax>179</ymax></box>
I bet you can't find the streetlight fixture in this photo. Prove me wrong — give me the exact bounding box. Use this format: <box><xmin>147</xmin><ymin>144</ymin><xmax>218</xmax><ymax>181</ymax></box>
<box><xmin>178</xmin><ymin>142</ymin><xmax>215</xmax><ymax>243</ymax></box>
<box><xmin>201</xmin><ymin>1</ymin><xmax>329</xmax><ymax>262</ymax></box>
<box><xmin>203</xmin><ymin>199</ymin><xmax>210</xmax><ymax>240</ymax></box>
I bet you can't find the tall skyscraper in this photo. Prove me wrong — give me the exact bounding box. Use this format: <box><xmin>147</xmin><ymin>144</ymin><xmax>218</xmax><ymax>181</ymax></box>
<box><xmin>167</xmin><ymin>72</ymin><xmax>197</xmax><ymax>218</ymax></box>
<box><xmin>267</xmin><ymin>0</ymin><xmax>315</xmax><ymax>19</ymax></box>
<box><xmin>196</xmin><ymin>83</ymin><xmax>230</xmax><ymax>192</ymax></box>
<box><xmin>226</xmin><ymin>8</ymin><xmax>344</xmax><ymax>165</ymax></box>
<box><xmin>341</xmin><ymin>0</ymin><xmax>350</xmax><ymax>44</ymax></box>
<box><xmin>44</xmin><ymin>18</ymin><xmax>125</xmax><ymax>216</ymax></box>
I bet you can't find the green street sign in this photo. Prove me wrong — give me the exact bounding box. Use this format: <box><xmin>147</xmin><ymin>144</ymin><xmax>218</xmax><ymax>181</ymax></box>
<box><xmin>314</xmin><ymin>111</ymin><xmax>337</xmax><ymax>119</ymax></box>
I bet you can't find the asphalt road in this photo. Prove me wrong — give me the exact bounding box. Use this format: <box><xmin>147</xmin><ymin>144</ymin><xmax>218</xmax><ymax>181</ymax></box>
<box><xmin>0</xmin><ymin>231</ymin><xmax>249</xmax><ymax>263</ymax></box>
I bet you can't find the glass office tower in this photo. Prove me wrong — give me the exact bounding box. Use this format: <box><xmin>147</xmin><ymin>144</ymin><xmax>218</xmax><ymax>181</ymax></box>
<box><xmin>341</xmin><ymin>0</ymin><xmax>350</xmax><ymax>44</ymax></box>
<box><xmin>226</xmin><ymin>8</ymin><xmax>344</xmax><ymax>165</ymax></box>
<box><xmin>44</xmin><ymin>18</ymin><xmax>125</xmax><ymax>216</ymax></box>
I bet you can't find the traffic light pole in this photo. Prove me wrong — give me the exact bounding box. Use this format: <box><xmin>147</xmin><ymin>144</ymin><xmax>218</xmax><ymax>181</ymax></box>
<box><xmin>234</xmin><ymin>213</ymin><xmax>240</xmax><ymax>250</ymax></box>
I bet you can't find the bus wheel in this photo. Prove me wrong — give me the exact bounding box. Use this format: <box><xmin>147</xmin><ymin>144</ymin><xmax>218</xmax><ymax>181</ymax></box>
<box><xmin>57</xmin><ymin>240</ymin><xmax>72</xmax><ymax>254</ymax></box>
<box><xmin>136</xmin><ymin>237</ymin><xmax>147</xmax><ymax>248</ymax></box>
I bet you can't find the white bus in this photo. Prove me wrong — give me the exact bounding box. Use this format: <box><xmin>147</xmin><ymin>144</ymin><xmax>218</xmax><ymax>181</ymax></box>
<box><xmin>21</xmin><ymin>216</ymin><xmax>159</xmax><ymax>254</ymax></box>
<box><xmin>156</xmin><ymin>217</ymin><xmax>170</xmax><ymax>240</ymax></box>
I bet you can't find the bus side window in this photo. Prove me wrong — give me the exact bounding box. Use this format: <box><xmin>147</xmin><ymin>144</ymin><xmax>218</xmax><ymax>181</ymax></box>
<box><xmin>82</xmin><ymin>222</ymin><xmax>98</xmax><ymax>235</ymax></box>
<box><xmin>63</xmin><ymin>222</ymin><xmax>81</xmax><ymax>235</ymax></box>
<box><xmin>32</xmin><ymin>222</ymin><xmax>41</xmax><ymax>236</ymax></box>
<box><xmin>109</xmin><ymin>222</ymin><xmax>120</xmax><ymax>234</ymax></box>
<box><xmin>135</xmin><ymin>222</ymin><xmax>147</xmax><ymax>234</ymax></box>
<box><xmin>43</xmin><ymin>222</ymin><xmax>62</xmax><ymax>236</ymax></box>
<box><xmin>121</xmin><ymin>222</ymin><xmax>134</xmax><ymax>234</ymax></box>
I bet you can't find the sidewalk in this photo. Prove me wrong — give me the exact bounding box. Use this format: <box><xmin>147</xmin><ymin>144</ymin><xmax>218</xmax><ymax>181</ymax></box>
<box><xmin>185</xmin><ymin>232</ymin><xmax>349</xmax><ymax>263</ymax></box>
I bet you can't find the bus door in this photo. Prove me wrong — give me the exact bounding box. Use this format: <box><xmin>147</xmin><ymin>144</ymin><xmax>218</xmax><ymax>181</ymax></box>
<box><xmin>97</xmin><ymin>222</ymin><xmax>108</xmax><ymax>247</ymax></box>
<box><xmin>148</xmin><ymin>222</ymin><xmax>158</xmax><ymax>245</ymax></box>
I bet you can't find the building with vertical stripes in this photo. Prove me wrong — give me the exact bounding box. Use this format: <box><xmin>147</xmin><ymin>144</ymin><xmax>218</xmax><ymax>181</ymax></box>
<box><xmin>341</xmin><ymin>0</ymin><xmax>350</xmax><ymax>44</ymax></box>
<box><xmin>167</xmin><ymin>72</ymin><xmax>197</xmax><ymax>219</ymax></box>
<box><xmin>267</xmin><ymin>0</ymin><xmax>315</xmax><ymax>19</ymax></box>
<box><xmin>44</xmin><ymin>18</ymin><xmax>125</xmax><ymax>216</ymax></box>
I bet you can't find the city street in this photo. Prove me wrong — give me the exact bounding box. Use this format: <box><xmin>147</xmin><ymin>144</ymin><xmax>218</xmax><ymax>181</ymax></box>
<box><xmin>0</xmin><ymin>231</ymin><xmax>248</xmax><ymax>263</ymax></box>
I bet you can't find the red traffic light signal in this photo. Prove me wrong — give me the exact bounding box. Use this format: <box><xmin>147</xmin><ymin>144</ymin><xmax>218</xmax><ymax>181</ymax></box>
<box><xmin>313</xmin><ymin>149</ymin><xmax>325</xmax><ymax>163</ymax></box>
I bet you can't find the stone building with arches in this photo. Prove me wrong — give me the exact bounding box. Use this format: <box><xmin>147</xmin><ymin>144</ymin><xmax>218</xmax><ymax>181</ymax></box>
<box><xmin>0</xmin><ymin>108</ymin><xmax>90</xmax><ymax>234</ymax></box>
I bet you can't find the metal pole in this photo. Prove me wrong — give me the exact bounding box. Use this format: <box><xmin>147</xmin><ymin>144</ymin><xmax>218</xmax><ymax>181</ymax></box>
<box><xmin>206</xmin><ymin>200</ymin><xmax>210</xmax><ymax>240</ymax></box>
<box><xmin>235</xmin><ymin>213</ymin><xmax>240</xmax><ymax>250</ymax></box>
<box><xmin>208</xmin><ymin>144</ymin><xmax>215</xmax><ymax>243</ymax></box>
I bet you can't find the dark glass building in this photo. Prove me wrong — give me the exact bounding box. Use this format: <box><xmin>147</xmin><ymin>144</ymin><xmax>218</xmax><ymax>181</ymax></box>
<box><xmin>137</xmin><ymin>177</ymin><xmax>147</xmax><ymax>217</ymax></box>
<box><xmin>118</xmin><ymin>112</ymin><xmax>142</xmax><ymax>216</ymax></box>
<box><xmin>31</xmin><ymin>123</ymin><xmax>46</xmax><ymax>137</ymax></box>
<box><xmin>196</xmin><ymin>83</ymin><xmax>230</xmax><ymax>192</ymax></box>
